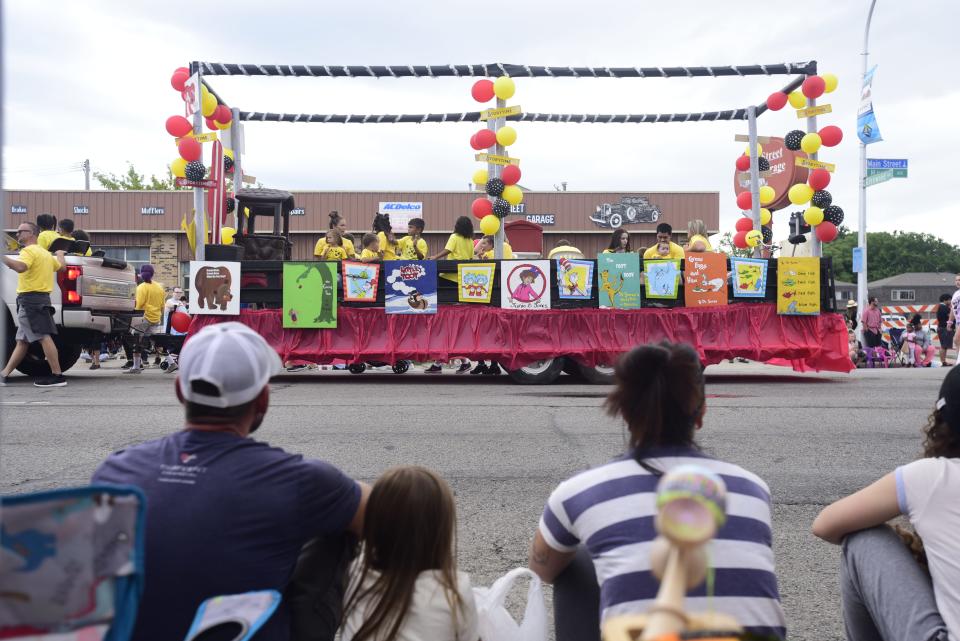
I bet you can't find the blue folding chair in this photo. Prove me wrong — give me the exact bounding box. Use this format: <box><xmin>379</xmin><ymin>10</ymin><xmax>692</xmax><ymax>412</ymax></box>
<box><xmin>0</xmin><ymin>485</ymin><xmax>145</xmax><ymax>641</ymax></box>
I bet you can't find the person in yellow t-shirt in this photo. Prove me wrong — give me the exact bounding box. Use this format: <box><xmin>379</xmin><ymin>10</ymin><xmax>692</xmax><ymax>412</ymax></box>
<box><xmin>601</xmin><ymin>228</ymin><xmax>633</xmax><ymax>255</ymax></box>
<box><xmin>684</xmin><ymin>219</ymin><xmax>714</xmax><ymax>253</ymax></box>
<box><xmin>318</xmin><ymin>230</ymin><xmax>349</xmax><ymax>261</ymax></box>
<box><xmin>72</xmin><ymin>229</ymin><xmax>94</xmax><ymax>256</ymax></box>
<box><xmin>475</xmin><ymin>235</ymin><xmax>514</xmax><ymax>259</ymax></box>
<box><xmin>58</xmin><ymin>218</ymin><xmax>76</xmax><ymax>242</ymax></box>
<box><xmin>36</xmin><ymin>214</ymin><xmax>59</xmax><ymax>251</ymax></box>
<box><xmin>314</xmin><ymin>211</ymin><xmax>357</xmax><ymax>259</ymax></box>
<box><xmin>125</xmin><ymin>264</ymin><xmax>166</xmax><ymax>375</ymax></box>
<box><xmin>359</xmin><ymin>233</ymin><xmax>383</xmax><ymax>262</ymax></box>
<box><xmin>427</xmin><ymin>216</ymin><xmax>477</xmax><ymax>375</ymax></box>
<box><xmin>642</xmin><ymin>222</ymin><xmax>685</xmax><ymax>260</ymax></box>
<box><xmin>397</xmin><ymin>218</ymin><xmax>429</xmax><ymax>260</ymax></box>
<box><xmin>1</xmin><ymin>221</ymin><xmax>68</xmax><ymax>387</ymax></box>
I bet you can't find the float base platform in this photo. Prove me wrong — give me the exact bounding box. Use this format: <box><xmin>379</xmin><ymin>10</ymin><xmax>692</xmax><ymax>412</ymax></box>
<box><xmin>189</xmin><ymin>304</ymin><xmax>853</xmax><ymax>374</ymax></box>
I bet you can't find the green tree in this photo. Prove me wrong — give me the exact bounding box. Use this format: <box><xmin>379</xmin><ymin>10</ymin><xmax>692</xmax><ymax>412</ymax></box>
<box><xmin>823</xmin><ymin>230</ymin><xmax>960</xmax><ymax>282</ymax></box>
<box><xmin>94</xmin><ymin>162</ymin><xmax>184</xmax><ymax>190</ymax></box>
<box><xmin>716</xmin><ymin>231</ymin><xmax>754</xmax><ymax>258</ymax></box>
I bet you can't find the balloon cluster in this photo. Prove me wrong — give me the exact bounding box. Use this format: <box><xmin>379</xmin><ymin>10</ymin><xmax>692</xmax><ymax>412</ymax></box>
<box><xmin>731</xmin><ymin>141</ymin><xmax>778</xmax><ymax>249</ymax></box>
<box><xmin>166</xmin><ymin>66</ymin><xmax>235</xmax><ymax>179</ymax></box>
<box><xmin>763</xmin><ymin>72</ymin><xmax>845</xmax><ymax>244</ymax></box>
<box><xmin>469</xmin><ymin>76</ymin><xmax>523</xmax><ymax>237</ymax></box>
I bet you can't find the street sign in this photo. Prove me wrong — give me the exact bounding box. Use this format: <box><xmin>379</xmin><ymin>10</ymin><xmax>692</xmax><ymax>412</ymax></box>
<box><xmin>867</xmin><ymin>167</ymin><xmax>907</xmax><ymax>178</ymax></box>
<box><xmin>480</xmin><ymin>105</ymin><xmax>522</xmax><ymax>121</ymax></box>
<box><xmin>175</xmin><ymin>178</ymin><xmax>218</xmax><ymax>189</ymax></box>
<box><xmin>474</xmin><ymin>153</ymin><xmax>520</xmax><ymax>166</ymax></box>
<box><xmin>852</xmin><ymin>247</ymin><xmax>863</xmax><ymax>274</ymax></box>
<box><xmin>796</xmin><ymin>104</ymin><xmax>832</xmax><ymax>118</ymax></box>
<box><xmin>866</xmin><ymin>158</ymin><xmax>908</xmax><ymax>170</ymax></box>
<box><xmin>795</xmin><ymin>157</ymin><xmax>836</xmax><ymax>172</ymax></box>
<box><xmin>865</xmin><ymin>169</ymin><xmax>894</xmax><ymax>187</ymax></box>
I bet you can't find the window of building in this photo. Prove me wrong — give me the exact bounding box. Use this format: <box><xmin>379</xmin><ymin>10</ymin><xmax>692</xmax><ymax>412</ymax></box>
<box><xmin>101</xmin><ymin>247</ymin><xmax>150</xmax><ymax>272</ymax></box>
<box><xmin>891</xmin><ymin>289</ymin><xmax>916</xmax><ymax>302</ymax></box>
<box><xmin>179</xmin><ymin>261</ymin><xmax>191</xmax><ymax>293</ymax></box>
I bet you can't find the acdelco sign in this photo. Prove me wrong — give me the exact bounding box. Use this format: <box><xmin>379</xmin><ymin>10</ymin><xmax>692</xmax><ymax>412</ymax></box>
<box><xmin>378</xmin><ymin>202</ymin><xmax>422</xmax><ymax>215</ymax></box>
<box><xmin>733</xmin><ymin>137</ymin><xmax>809</xmax><ymax>212</ymax></box>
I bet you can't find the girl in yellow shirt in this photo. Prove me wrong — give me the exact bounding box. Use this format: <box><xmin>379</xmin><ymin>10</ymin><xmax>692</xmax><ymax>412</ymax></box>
<box><xmin>314</xmin><ymin>211</ymin><xmax>357</xmax><ymax>259</ymax></box>
<box><xmin>430</xmin><ymin>216</ymin><xmax>475</xmax><ymax>260</ymax></box>
<box><xmin>319</xmin><ymin>230</ymin><xmax>348</xmax><ymax>261</ymax></box>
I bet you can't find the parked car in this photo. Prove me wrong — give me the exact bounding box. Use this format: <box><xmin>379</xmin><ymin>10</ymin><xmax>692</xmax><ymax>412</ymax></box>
<box><xmin>590</xmin><ymin>196</ymin><xmax>661</xmax><ymax>229</ymax></box>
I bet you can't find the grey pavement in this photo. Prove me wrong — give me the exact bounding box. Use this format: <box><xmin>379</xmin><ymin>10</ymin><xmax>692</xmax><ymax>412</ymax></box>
<box><xmin>0</xmin><ymin>360</ymin><xmax>949</xmax><ymax>640</ymax></box>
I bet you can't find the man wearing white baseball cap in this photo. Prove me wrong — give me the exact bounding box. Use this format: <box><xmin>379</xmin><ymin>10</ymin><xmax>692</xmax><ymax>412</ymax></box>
<box><xmin>93</xmin><ymin>322</ymin><xmax>369</xmax><ymax>641</ymax></box>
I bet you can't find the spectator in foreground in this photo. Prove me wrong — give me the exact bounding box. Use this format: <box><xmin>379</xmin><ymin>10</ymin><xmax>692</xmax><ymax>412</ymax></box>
<box><xmin>812</xmin><ymin>366</ymin><xmax>960</xmax><ymax>640</ymax></box>
<box><xmin>341</xmin><ymin>466</ymin><xmax>478</xmax><ymax>641</ymax></box>
<box><xmin>936</xmin><ymin>293</ymin><xmax>953</xmax><ymax>366</ymax></box>
<box><xmin>861</xmin><ymin>296</ymin><xmax>883</xmax><ymax>350</ymax></box>
<box><xmin>93</xmin><ymin>322</ymin><xmax>369</xmax><ymax>641</ymax></box>
<box><xmin>904</xmin><ymin>314</ymin><xmax>936</xmax><ymax>368</ymax></box>
<box><xmin>529</xmin><ymin>342</ymin><xmax>786</xmax><ymax>640</ymax></box>
<box><xmin>642</xmin><ymin>222</ymin><xmax>685</xmax><ymax>259</ymax></box>
<box><xmin>1</xmin><ymin>222</ymin><xmax>68</xmax><ymax>387</ymax></box>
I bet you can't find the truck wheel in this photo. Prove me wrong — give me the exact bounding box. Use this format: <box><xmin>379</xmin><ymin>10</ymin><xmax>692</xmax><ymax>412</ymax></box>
<box><xmin>392</xmin><ymin>360</ymin><xmax>410</xmax><ymax>375</ymax></box>
<box><xmin>348</xmin><ymin>363</ymin><xmax>367</xmax><ymax>374</ymax></box>
<box><xmin>609</xmin><ymin>213</ymin><xmax>623</xmax><ymax>228</ymax></box>
<box><xmin>507</xmin><ymin>358</ymin><xmax>564</xmax><ymax>385</ymax></box>
<box><xmin>575</xmin><ymin>361</ymin><xmax>616</xmax><ymax>385</ymax></box>
<box><xmin>2</xmin><ymin>309</ymin><xmax>82</xmax><ymax>376</ymax></box>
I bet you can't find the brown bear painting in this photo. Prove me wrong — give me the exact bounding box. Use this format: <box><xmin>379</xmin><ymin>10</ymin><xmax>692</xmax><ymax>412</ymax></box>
<box><xmin>194</xmin><ymin>265</ymin><xmax>234</xmax><ymax>311</ymax></box>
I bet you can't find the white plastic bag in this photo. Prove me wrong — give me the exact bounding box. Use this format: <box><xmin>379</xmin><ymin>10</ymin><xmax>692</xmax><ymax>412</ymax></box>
<box><xmin>473</xmin><ymin>567</ymin><xmax>548</xmax><ymax>641</ymax></box>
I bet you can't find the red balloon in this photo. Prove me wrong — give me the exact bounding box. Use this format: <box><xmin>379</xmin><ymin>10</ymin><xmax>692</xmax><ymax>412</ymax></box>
<box><xmin>170</xmin><ymin>311</ymin><xmax>191</xmax><ymax>333</ymax></box>
<box><xmin>816</xmin><ymin>221</ymin><xmax>838</xmax><ymax>243</ymax></box>
<box><xmin>214</xmin><ymin>104</ymin><xmax>232</xmax><ymax>124</ymax></box>
<box><xmin>735</xmin><ymin>155</ymin><xmax>750</xmax><ymax>172</ymax></box>
<box><xmin>766</xmin><ymin>92</ymin><xmax>788</xmax><ymax>111</ymax></box>
<box><xmin>171</xmin><ymin>70</ymin><xmax>189</xmax><ymax>92</ymax></box>
<box><xmin>808</xmin><ymin>168</ymin><xmax>831</xmax><ymax>191</ymax></box>
<box><xmin>471</xmin><ymin>79</ymin><xmax>495</xmax><ymax>103</ymax></box>
<box><xmin>736</xmin><ymin>191</ymin><xmax>752</xmax><ymax>211</ymax></box>
<box><xmin>472</xmin><ymin>197</ymin><xmax>493</xmax><ymax>219</ymax></box>
<box><xmin>178</xmin><ymin>137</ymin><xmax>202</xmax><ymax>162</ymax></box>
<box><xmin>205</xmin><ymin>117</ymin><xmax>218</xmax><ymax>130</ymax></box>
<box><xmin>175</xmin><ymin>66</ymin><xmax>189</xmax><ymax>75</ymax></box>
<box><xmin>819</xmin><ymin>125</ymin><xmax>843</xmax><ymax>147</ymax></box>
<box><xmin>502</xmin><ymin>165</ymin><xmax>522</xmax><ymax>185</ymax></box>
<box><xmin>735</xmin><ymin>217</ymin><xmax>754</xmax><ymax>233</ymax></box>
<box><xmin>733</xmin><ymin>231</ymin><xmax>749</xmax><ymax>249</ymax></box>
<box><xmin>474</xmin><ymin>129</ymin><xmax>497</xmax><ymax>149</ymax></box>
<box><xmin>165</xmin><ymin>115</ymin><xmax>193</xmax><ymax>138</ymax></box>
<box><xmin>469</xmin><ymin>133</ymin><xmax>482</xmax><ymax>150</ymax></box>
<box><xmin>802</xmin><ymin>76</ymin><xmax>826</xmax><ymax>99</ymax></box>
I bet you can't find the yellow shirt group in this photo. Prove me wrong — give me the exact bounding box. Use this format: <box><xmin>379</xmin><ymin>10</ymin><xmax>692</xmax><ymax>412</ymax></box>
<box><xmin>16</xmin><ymin>244</ymin><xmax>61</xmax><ymax>294</ymax></box>
<box><xmin>314</xmin><ymin>236</ymin><xmax>356</xmax><ymax>259</ymax></box>
<box><xmin>398</xmin><ymin>235</ymin><xmax>429</xmax><ymax>260</ymax></box>
<box><xmin>359</xmin><ymin>248</ymin><xmax>381</xmax><ymax>261</ymax></box>
<box><xmin>37</xmin><ymin>230</ymin><xmax>59</xmax><ymax>251</ymax></box>
<box><xmin>320</xmin><ymin>246</ymin><xmax>349</xmax><ymax>261</ymax></box>
<box><xmin>377</xmin><ymin>232</ymin><xmax>400</xmax><ymax>260</ymax></box>
<box><xmin>135</xmin><ymin>281</ymin><xmax>167</xmax><ymax>324</ymax></box>
<box><xmin>444</xmin><ymin>234</ymin><xmax>474</xmax><ymax>261</ymax></box>
<box><xmin>642</xmin><ymin>242</ymin><xmax>686</xmax><ymax>260</ymax></box>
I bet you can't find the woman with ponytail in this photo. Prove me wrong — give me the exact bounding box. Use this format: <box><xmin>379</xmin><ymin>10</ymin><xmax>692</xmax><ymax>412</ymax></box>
<box><xmin>529</xmin><ymin>342</ymin><xmax>786</xmax><ymax>640</ymax></box>
<box><xmin>314</xmin><ymin>211</ymin><xmax>357</xmax><ymax>259</ymax></box>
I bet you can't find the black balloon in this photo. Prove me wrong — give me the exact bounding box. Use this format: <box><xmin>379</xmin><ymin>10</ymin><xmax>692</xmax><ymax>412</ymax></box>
<box><xmin>823</xmin><ymin>205</ymin><xmax>844</xmax><ymax>226</ymax></box>
<box><xmin>225</xmin><ymin>197</ymin><xmax>236</xmax><ymax>214</ymax></box>
<box><xmin>486</xmin><ymin>178</ymin><xmax>505</xmax><ymax>197</ymax></box>
<box><xmin>185</xmin><ymin>160</ymin><xmax>206</xmax><ymax>181</ymax></box>
<box><xmin>761</xmin><ymin>225</ymin><xmax>773</xmax><ymax>244</ymax></box>
<box><xmin>811</xmin><ymin>190</ymin><xmax>833</xmax><ymax>208</ymax></box>
<box><xmin>784</xmin><ymin>130</ymin><xmax>804</xmax><ymax>151</ymax></box>
<box><xmin>758</xmin><ymin>157</ymin><xmax>770</xmax><ymax>172</ymax></box>
<box><xmin>224</xmin><ymin>155</ymin><xmax>234</xmax><ymax>173</ymax></box>
<box><xmin>493</xmin><ymin>198</ymin><xmax>510</xmax><ymax>217</ymax></box>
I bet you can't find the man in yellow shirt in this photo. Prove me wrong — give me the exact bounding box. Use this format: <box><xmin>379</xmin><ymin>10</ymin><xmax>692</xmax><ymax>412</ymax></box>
<box><xmin>397</xmin><ymin>218</ymin><xmax>429</xmax><ymax>260</ymax></box>
<box><xmin>642</xmin><ymin>223</ymin><xmax>685</xmax><ymax>260</ymax></box>
<box><xmin>1</xmin><ymin>221</ymin><xmax>68</xmax><ymax>387</ymax></box>
<box><xmin>126</xmin><ymin>264</ymin><xmax>166</xmax><ymax>374</ymax></box>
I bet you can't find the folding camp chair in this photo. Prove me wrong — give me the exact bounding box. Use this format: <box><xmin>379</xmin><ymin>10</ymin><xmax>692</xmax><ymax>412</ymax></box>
<box><xmin>0</xmin><ymin>485</ymin><xmax>145</xmax><ymax>641</ymax></box>
<box><xmin>887</xmin><ymin>327</ymin><xmax>908</xmax><ymax>367</ymax></box>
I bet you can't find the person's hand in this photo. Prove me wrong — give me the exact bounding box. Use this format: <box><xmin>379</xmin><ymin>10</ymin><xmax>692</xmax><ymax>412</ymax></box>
<box><xmin>54</xmin><ymin>250</ymin><xmax>66</xmax><ymax>258</ymax></box>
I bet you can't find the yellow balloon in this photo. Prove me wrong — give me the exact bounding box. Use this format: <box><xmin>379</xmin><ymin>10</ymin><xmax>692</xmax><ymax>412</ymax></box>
<box><xmin>788</xmin><ymin>91</ymin><xmax>807</xmax><ymax>109</ymax></box>
<box><xmin>744</xmin><ymin>143</ymin><xmax>763</xmax><ymax>157</ymax></box>
<box><xmin>803</xmin><ymin>206</ymin><xmax>824</xmax><ymax>226</ymax></box>
<box><xmin>480</xmin><ymin>214</ymin><xmax>500</xmax><ymax>236</ymax></box>
<box><xmin>224</xmin><ymin>148</ymin><xmax>234</xmax><ymax>160</ymax></box>
<box><xmin>496</xmin><ymin>126</ymin><xmax>517</xmax><ymax>147</ymax></box>
<box><xmin>201</xmin><ymin>84</ymin><xmax>210</xmax><ymax>99</ymax></box>
<box><xmin>493</xmin><ymin>75</ymin><xmax>515</xmax><ymax>100</ymax></box>
<box><xmin>502</xmin><ymin>185</ymin><xmax>523</xmax><ymax>206</ymax></box>
<box><xmin>215</xmin><ymin>119</ymin><xmax>231</xmax><ymax>130</ymax></box>
<box><xmin>221</xmin><ymin>227</ymin><xmax>236</xmax><ymax>245</ymax></box>
<box><xmin>801</xmin><ymin>132</ymin><xmax>822</xmax><ymax>154</ymax></box>
<box><xmin>760</xmin><ymin>208</ymin><xmax>772</xmax><ymax>226</ymax></box>
<box><xmin>788</xmin><ymin>183</ymin><xmax>813</xmax><ymax>205</ymax></box>
<box><xmin>472</xmin><ymin>169</ymin><xmax>489</xmax><ymax>185</ymax></box>
<box><xmin>171</xmin><ymin>157</ymin><xmax>187</xmax><ymax>178</ymax></box>
<box><xmin>202</xmin><ymin>92</ymin><xmax>218</xmax><ymax>117</ymax></box>
<box><xmin>745</xmin><ymin>229</ymin><xmax>763</xmax><ymax>247</ymax></box>
<box><xmin>822</xmin><ymin>73</ymin><xmax>839</xmax><ymax>93</ymax></box>
<box><xmin>759</xmin><ymin>186</ymin><xmax>776</xmax><ymax>205</ymax></box>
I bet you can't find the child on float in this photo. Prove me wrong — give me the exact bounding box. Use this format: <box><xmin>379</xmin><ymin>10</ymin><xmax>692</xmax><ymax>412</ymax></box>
<box><xmin>474</xmin><ymin>235</ymin><xmax>514</xmax><ymax>260</ymax></box>
<box><xmin>341</xmin><ymin>466</ymin><xmax>479</xmax><ymax>641</ymax></box>
<box><xmin>315</xmin><ymin>211</ymin><xmax>357</xmax><ymax>259</ymax></box>
<box><xmin>398</xmin><ymin>218</ymin><xmax>429</xmax><ymax>260</ymax></box>
<box><xmin>359</xmin><ymin>233</ymin><xmax>383</xmax><ymax>262</ymax></box>
<box><xmin>426</xmin><ymin>216</ymin><xmax>477</xmax><ymax>374</ymax></box>
<box><xmin>813</xmin><ymin>366</ymin><xmax>960</xmax><ymax>640</ymax></box>
<box><xmin>319</xmin><ymin>230</ymin><xmax>349</xmax><ymax>261</ymax></box>
<box><xmin>601</xmin><ymin>227</ymin><xmax>631</xmax><ymax>254</ymax></box>
<box><xmin>373</xmin><ymin>213</ymin><xmax>400</xmax><ymax>260</ymax></box>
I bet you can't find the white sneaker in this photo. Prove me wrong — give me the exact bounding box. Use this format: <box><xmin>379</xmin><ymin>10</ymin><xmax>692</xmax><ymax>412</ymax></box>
<box><xmin>165</xmin><ymin>362</ymin><xmax>179</xmax><ymax>373</ymax></box>
<box><xmin>123</xmin><ymin>367</ymin><xmax>143</xmax><ymax>374</ymax></box>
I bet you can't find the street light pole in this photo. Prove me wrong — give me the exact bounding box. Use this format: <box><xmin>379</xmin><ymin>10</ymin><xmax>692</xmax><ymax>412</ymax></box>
<box><xmin>857</xmin><ymin>0</ymin><xmax>878</xmax><ymax>335</ymax></box>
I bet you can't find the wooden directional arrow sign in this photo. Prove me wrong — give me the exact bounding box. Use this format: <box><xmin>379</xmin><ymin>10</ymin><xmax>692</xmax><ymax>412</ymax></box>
<box><xmin>480</xmin><ymin>105</ymin><xmax>522</xmax><ymax>121</ymax></box>
<box><xmin>475</xmin><ymin>153</ymin><xmax>520</xmax><ymax>166</ymax></box>
<box><xmin>795</xmin><ymin>157</ymin><xmax>836</xmax><ymax>172</ymax></box>
<box><xmin>796</xmin><ymin>104</ymin><xmax>832</xmax><ymax>118</ymax></box>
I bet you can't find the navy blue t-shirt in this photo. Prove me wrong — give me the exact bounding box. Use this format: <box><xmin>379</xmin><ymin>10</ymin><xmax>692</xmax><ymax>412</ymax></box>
<box><xmin>92</xmin><ymin>430</ymin><xmax>361</xmax><ymax>641</ymax></box>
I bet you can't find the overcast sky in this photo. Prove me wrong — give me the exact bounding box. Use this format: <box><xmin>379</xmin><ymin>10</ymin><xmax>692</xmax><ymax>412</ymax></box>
<box><xmin>3</xmin><ymin>1</ymin><xmax>958</xmax><ymax>243</ymax></box>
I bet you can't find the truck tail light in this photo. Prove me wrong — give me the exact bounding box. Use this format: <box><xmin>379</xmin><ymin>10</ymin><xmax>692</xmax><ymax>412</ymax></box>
<box><xmin>59</xmin><ymin>265</ymin><xmax>82</xmax><ymax>306</ymax></box>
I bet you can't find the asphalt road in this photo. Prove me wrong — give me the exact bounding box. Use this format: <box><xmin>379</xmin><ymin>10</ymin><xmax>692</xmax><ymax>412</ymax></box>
<box><xmin>0</xmin><ymin>360</ymin><xmax>948</xmax><ymax>640</ymax></box>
